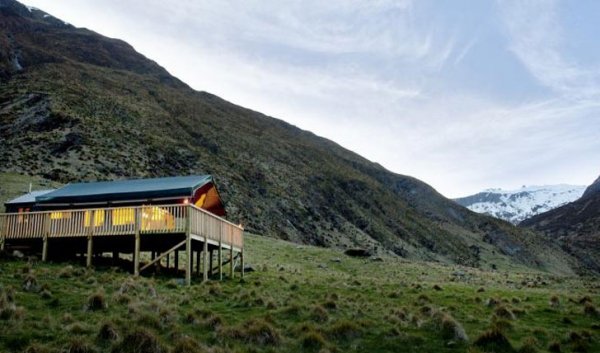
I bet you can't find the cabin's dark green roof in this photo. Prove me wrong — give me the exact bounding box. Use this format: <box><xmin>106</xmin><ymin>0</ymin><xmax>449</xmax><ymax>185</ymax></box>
<box><xmin>36</xmin><ymin>175</ymin><xmax>213</xmax><ymax>204</ymax></box>
<box><xmin>5</xmin><ymin>190</ymin><xmax>56</xmax><ymax>205</ymax></box>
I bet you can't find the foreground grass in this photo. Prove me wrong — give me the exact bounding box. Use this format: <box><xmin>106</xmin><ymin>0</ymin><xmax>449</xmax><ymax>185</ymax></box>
<box><xmin>0</xmin><ymin>234</ymin><xmax>599</xmax><ymax>353</ymax></box>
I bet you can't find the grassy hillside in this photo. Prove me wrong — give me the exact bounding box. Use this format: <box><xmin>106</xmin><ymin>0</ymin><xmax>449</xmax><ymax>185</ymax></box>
<box><xmin>0</xmin><ymin>0</ymin><xmax>586</xmax><ymax>273</ymax></box>
<box><xmin>0</xmin><ymin>235</ymin><xmax>598</xmax><ymax>353</ymax></box>
<box><xmin>0</xmin><ymin>172</ymin><xmax>59</xmax><ymax>212</ymax></box>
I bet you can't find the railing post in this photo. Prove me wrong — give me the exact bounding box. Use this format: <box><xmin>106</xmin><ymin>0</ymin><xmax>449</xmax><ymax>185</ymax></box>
<box><xmin>134</xmin><ymin>208</ymin><xmax>141</xmax><ymax>276</ymax></box>
<box><xmin>185</xmin><ymin>205</ymin><xmax>192</xmax><ymax>286</ymax></box>
<box><xmin>86</xmin><ymin>210</ymin><xmax>95</xmax><ymax>268</ymax></box>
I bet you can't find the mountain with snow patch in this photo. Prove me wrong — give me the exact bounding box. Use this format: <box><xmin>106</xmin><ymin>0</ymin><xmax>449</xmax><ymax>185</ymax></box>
<box><xmin>454</xmin><ymin>185</ymin><xmax>586</xmax><ymax>224</ymax></box>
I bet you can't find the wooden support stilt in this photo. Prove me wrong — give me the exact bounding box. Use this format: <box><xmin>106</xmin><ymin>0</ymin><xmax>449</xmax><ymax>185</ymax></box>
<box><xmin>175</xmin><ymin>250</ymin><xmax>179</xmax><ymax>270</ymax></box>
<box><xmin>218</xmin><ymin>243</ymin><xmax>223</xmax><ymax>280</ymax></box>
<box><xmin>196</xmin><ymin>249</ymin><xmax>201</xmax><ymax>275</ymax></box>
<box><xmin>241</xmin><ymin>250</ymin><xmax>245</xmax><ymax>279</ymax></box>
<box><xmin>166</xmin><ymin>252</ymin><xmax>170</xmax><ymax>268</ymax></box>
<box><xmin>42</xmin><ymin>214</ymin><xmax>50</xmax><ymax>261</ymax></box>
<box><xmin>185</xmin><ymin>233</ymin><xmax>192</xmax><ymax>286</ymax></box>
<box><xmin>203</xmin><ymin>236</ymin><xmax>208</xmax><ymax>282</ymax></box>
<box><xmin>229</xmin><ymin>246</ymin><xmax>234</xmax><ymax>279</ymax></box>
<box><xmin>209</xmin><ymin>249</ymin><xmax>214</xmax><ymax>277</ymax></box>
<box><xmin>42</xmin><ymin>236</ymin><xmax>48</xmax><ymax>262</ymax></box>
<box><xmin>134</xmin><ymin>209</ymin><xmax>140</xmax><ymax>276</ymax></box>
<box><xmin>86</xmin><ymin>236</ymin><xmax>93</xmax><ymax>268</ymax></box>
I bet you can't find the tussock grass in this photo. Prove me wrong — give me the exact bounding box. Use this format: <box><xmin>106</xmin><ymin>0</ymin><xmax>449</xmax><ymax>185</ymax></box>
<box><xmin>583</xmin><ymin>303</ymin><xmax>599</xmax><ymax>317</ymax></box>
<box><xmin>0</xmin><ymin>235</ymin><xmax>598</xmax><ymax>352</ymax></box>
<box><xmin>310</xmin><ymin>305</ymin><xmax>329</xmax><ymax>323</ymax></box>
<box><xmin>495</xmin><ymin>306</ymin><xmax>516</xmax><ymax>320</ymax></box>
<box><xmin>97</xmin><ymin>322</ymin><xmax>119</xmax><ymax>342</ymax></box>
<box><xmin>428</xmin><ymin>310</ymin><xmax>469</xmax><ymax>342</ymax></box>
<box><xmin>112</xmin><ymin>329</ymin><xmax>166</xmax><ymax>353</ymax></box>
<box><xmin>64</xmin><ymin>338</ymin><xmax>95</xmax><ymax>353</ymax></box>
<box><xmin>300</xmin><ymin>329</ymin><xmax>328</xmax><ymax>351</ymax></box>
<box><xmin>326</xmin><ymin>319</ymin><xmax>361</xmax><ymax>340</ymax></box>
<box><xmin>219</xmin><ymin>318</ymin><xmax>281</xmax><ymax>345</ymax></box>
<box><xmin>86</xmin><ymin>290</ymin><xmax>107</xmax><ymax>311</ymax></box>
<box><xmin>172</xmin><ymin>336</ymin><xmax>206</xmax><ymax>353</ymax></box>
<box><xmin>474</xmin><ymin>328</ymin><xmax>514</xmax><ymax>352</ymax></box>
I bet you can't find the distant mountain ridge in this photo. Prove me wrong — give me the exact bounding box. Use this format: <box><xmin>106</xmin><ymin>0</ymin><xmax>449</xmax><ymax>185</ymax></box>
<box><xmin>520</xmin><ymin>176</ymin><xmax>600</xmax><ymax>273</ymax></box>
<box><xmin>454</xmin><ymin>185</ymin><xmax>586</xmax><ymax>224</ymax></box>
<box><xmin>0</xmin><ymin>0</ymin><xmax>585</xmax><ymax>274</ymax></box>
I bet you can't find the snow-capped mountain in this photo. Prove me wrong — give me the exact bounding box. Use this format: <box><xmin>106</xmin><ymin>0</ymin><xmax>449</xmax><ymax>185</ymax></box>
<box><xmin>454</xmin><ymin>185</ymin><xmax>586</xmax><ymax>224</ymax></box>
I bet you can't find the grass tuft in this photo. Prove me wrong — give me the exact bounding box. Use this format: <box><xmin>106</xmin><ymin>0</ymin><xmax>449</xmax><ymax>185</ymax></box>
<box><xmin>97</xmin><ymin>322</ymin><xmax>119</xmax><ymax>342</ymax></box>
<box><xmin>495</xmin><ymin>306</ymin><xmax>516</xmax><ymax>320</ymax></box>
<box><xmin>326</xmin><ymin>319</ymin><xmax>361</xmax><ymax>340</ymax></box>
<box><xmin>64</xmin><ymin>338</ymin><xmax>95</xmax><ymax>353</ymax></box>
<box><xmin>548</xmin><ymin>341</ymin><xmax>561</xmax><ymax>352</ymax></box>
<box><xmin>112</xmin><ymin>329</ymin><xmax>166</xmax><ymax>353</ymax></box>
<box><xmin>583</xmin><ymin>303</ymin><xmax>599</xmax><ymax>318</ymax></box>
<box><xmin>300</xmin><ymin>329</ymin><xmax>327</xmax><ymax>351</ymax></box>
<box><xmin>220</xmin><ymin>318</ymin><xmax>281</xmax><ymax>345</ymax></box>
<box><xmin>310</xmin><ymin>305</ymin><xmax>329</xmax><ymax>323</ymax></box>
<box><xmin>172</xmin><ymin>336</ymin><xmax>207</xmax><ymax>353</ymax></box>
<box><xmin>86</xmin><ymin>290</ymin><xmax>107</xmax><ymax>311</ymax></box>
<box><xmin>549</xmin><ymin>295</ymin><xmax>560</xmax><ymax>308</ymax></box>
<box><xmin>473</xmin><ymin>328</ymin><xmax>514</xmax><ymax>353</ymax></box>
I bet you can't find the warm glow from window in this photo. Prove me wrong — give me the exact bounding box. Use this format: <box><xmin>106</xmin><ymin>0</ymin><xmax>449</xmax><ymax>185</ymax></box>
<box><xmin>141</xmin><ymin>206</ymin><xmax>175</xmax><ymax>230</ymax></box>
<box><xmin>195</xmin><ymin>193</ymin><xmax>206</xmax><ymax>207</ymax></box>
<box><xmin>84</xmin><ymin>210</ymin><xmax>105</xmax><ymax>227</ymax></box>
<box><xmin>50</xmin><ymin>211</ymin><xmax>71</xmax><ymax>220</ymax></box>
<box><xmin>113</xmin><ymin>208</ymin><xmax>135</xmax><ymax>225</ymax></box>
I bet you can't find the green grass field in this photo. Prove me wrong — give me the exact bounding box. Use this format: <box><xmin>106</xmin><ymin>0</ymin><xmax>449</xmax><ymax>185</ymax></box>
<box><xmin>0</xmin><ymin>234</ymin><xmax>598</xmax><ymax>353</ymax></box>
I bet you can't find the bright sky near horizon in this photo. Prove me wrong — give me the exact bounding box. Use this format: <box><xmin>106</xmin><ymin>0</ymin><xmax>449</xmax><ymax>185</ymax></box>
<box><xmin>23</xmin><ymin>0</ymin><xmax>600</xmax><ymax>198</ymax></box>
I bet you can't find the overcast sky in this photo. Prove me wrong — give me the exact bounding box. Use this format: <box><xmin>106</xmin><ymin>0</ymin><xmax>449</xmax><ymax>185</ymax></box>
<box><xmin>24</xmin><ymin>0</ymin><xmax>600</xmax><ymax>197</ymax></box>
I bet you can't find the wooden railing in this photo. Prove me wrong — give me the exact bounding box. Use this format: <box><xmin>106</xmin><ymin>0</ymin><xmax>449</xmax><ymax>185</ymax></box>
<box><xmin>189</xmin><ymin>205</ymin><xmax>244</xmax><ymax>250</ymax></box>
<box><xmin>0</xmin><ymin>204</ymin><xmax>243</xmax><ymax>250</ymax></box>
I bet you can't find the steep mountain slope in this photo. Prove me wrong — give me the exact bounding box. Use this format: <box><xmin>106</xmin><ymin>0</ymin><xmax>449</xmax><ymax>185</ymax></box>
<box><xmin>0</xmin><ymin>0</ymin><xmax>579</xmax><ymax>273</ymax></box>
<box><xmin>455</xmin><ymin>185</ymin><xmax>585</xmax><ymax>224</ymax></box>
<box><xmin>520</xmin><ymin>176</ymin><xmax>600</xmax><ymax>272</ymax></box>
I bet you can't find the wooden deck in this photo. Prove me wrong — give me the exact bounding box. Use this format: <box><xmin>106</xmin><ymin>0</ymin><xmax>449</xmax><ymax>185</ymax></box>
<box><xmin>0</xmin><ymin>204</ymin><xmax>244</xmax><ymax>285</ymax></box>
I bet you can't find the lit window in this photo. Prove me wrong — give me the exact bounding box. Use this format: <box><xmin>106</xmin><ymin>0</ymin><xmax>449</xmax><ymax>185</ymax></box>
<box><xmin>84</xmin><ymin>210</ymin><xmax>105</xmax><ymax>227</ymax></box>
<box><xmin>50</xmin><ymin>211</ymin><xmax>71</xmax><ymax>220</ymax></box>
<box><xmin>113</xmin><ymin>208</ymin><xmax>135</xmax><ymax>225</ymax></box>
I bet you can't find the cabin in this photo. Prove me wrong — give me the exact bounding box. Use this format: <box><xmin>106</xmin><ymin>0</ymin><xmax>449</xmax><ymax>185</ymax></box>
<box><xmin>0</xmin><ymin>175</ymin><xmax>244</xmax><ymax>285</ymax></box>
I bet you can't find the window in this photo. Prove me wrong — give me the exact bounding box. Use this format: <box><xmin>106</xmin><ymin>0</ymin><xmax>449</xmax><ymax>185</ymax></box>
<box><xmin>113</xmin><ymin>208</ymin><xmax>135</xmax><ymax>225</ymax></box>
<box><xmin>50</xmin><ymin>211</ymin><xmax>71</xmax><ymax>220</ymax></box>
<box><xmin>84</xmin><ymin>210</ymin><xmax>105</xmax><ymax>227</ymax></box>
